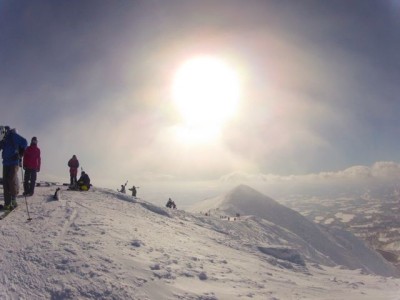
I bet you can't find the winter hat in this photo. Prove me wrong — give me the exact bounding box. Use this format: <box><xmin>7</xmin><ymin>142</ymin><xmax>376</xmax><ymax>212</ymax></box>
<box><xmin>31</xmin><ymin>137</ymin><xmax>38</xmax><ymax>144</ymax></box>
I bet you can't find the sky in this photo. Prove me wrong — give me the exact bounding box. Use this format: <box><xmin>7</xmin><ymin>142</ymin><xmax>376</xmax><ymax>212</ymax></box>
<box><xmin>1</xmin><ymin>0</ymin><xmax>400</xmax><ymax>196</ymax></box>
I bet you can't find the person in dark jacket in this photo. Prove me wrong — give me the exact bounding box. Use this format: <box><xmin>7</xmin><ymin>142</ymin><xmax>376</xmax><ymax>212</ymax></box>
<box><xmin>0</xmin><ymin>126</ymin><xmax>28</xmax><ymax>210</ymax></box>
<box><xmin>166</xmin><ymin>198</ymin><xmax>176</xmax><ymax>209</ymax></box>
<box><xmin>68</xmin><ymin>155</ymin><xmax>79</xmax><ymax>187</ymax></box>
<box><xmin>23</xmin><ymin>136</ymin><xmax>41</xmax><ymax>196</ymax></box>
<box><xmin>119</xmin><ymin>184</ymin><xmax>126</xmax><ymax>194</ymax></box>
<box><xmin>128</xmin><ymin>185</ymin><xmax>138</xmax><ymax>197</ymax></box>
<box><xmin>77</xmin><ymin>171</ymin><xmax>90</xmax><ymax>191</ymax></box>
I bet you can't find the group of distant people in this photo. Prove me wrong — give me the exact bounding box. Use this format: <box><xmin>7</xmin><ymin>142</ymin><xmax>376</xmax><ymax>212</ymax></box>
<box><xmin>0</xmin><ymin>125</ymin><xmax>178</xmax><ymax>213</ymax></box>
<box><xmin>0</xmin><ymin>126</ymin><xmax>91</xmax><ymax>212</ymax></box>
<box><xmin>118</xmin><ymin>181</ymin><xmax>138</xmax><ymax>197</ymax></box>
<box><xmin>67</xmin><ymin>154</ymin><xmax>91</xmax><ymax>191</ymax></box>
<box><xmin>117</xmin><ymin>182</ymin><xmax>177</xmax><ymax>209</ymax></box>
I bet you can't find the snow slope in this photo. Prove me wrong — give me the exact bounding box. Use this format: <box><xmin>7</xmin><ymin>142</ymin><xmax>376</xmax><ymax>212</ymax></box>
<box><xmin>189</xmin><ymin>185</ymin><xmax>399</xmax><ymax>277</ymax></box>
<box><xmin>0</xmin><ymin>185</ymin><xmax>399</xmax><ymax>299</ymax></box>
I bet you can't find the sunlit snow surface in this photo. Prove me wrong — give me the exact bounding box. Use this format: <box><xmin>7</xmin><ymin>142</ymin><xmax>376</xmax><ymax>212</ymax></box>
<box><xmin>0</xmin><ymin>185</ymin><xmax>399</xmax><ymax>299</ymax></box>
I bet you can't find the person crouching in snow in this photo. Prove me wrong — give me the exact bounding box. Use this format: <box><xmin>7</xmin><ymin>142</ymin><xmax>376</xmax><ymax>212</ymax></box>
<box><xmin>166</xmin><ymin>198</ymin><xmax>176</xmax><ymax>209</ymax></box>
<box><xmin>77</xmin><ymin>171</ymin><xmax>91</xmax><ymax>191</ymax></box>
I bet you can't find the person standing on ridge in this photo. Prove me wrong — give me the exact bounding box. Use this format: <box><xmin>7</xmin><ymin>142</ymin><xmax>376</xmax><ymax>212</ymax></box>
<box><xmin>68</xmin><ymin>155</ymin><xmax>79</xmax><ymax>187</ymax></box>
<box><xmin>23</xmin><ymin>136</ymin><xmax>41</xmax><ymax>196</ymax></box>
<box><xmin>0</xmin><ymin>126</ymin><xmax>28</xmax><ymax>211</ymax></box>
<box><xmin>129</xmin><ymin>185</ymin><xmax>138</xmax><ymax>197</ymax></box>
<box><xmin>119</xmin><ymin>181</ymin><xmax>127</xmax><ymax>194</ymax></box>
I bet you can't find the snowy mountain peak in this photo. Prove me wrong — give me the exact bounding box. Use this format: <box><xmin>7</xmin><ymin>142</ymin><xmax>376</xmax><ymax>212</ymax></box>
<box><xmin>226</xmin><ymin>184</ymin><xmax>276</xmax><ymax>204</ymax></box>
<box><xmin>190</xmin><ymin>185</ymin><xmax>400</xmax><ymax>278</ymax></box>
<box><xmin>188</xmin><ymin>184</ymin><xmax>280</xmax><ymax>217</ymax></box>
<box><xmin>227</xmin><ymin>183</ymin><xmax>261</xmax><ymax>196</ymax></box>
<box><xmin>223</xmin><ymin>184</ymin><xmax>286</xmax><ymax>214</ymax></box>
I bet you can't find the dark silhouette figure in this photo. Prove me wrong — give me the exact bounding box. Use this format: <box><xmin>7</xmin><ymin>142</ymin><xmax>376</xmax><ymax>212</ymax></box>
<box><xmin>119</xmin><ymin>181</ymin><xmax>128</xmax><ymax>193</ymax></box>
<box><xmin>129</xmin><ymin>185</ymin><xmax>138</xmax><ymax>197</ymax></box>
<box><xmin>68</xmin><ymin>155</ymin><xmax>79</xmax><ymax>187</ymax></box>
<box><xmin>53</xmin><ymin>188</ymin><xmax>61</xmax><ymax>200</ymax></box>
<box><xmin>166</xmin><ymin>198</ymin><xmax>176</xmax><ymax>209</ymax></box>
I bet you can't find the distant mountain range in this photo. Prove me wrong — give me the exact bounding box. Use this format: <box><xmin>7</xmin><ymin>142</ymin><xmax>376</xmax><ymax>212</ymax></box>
<box><xmin>278</xmin><ymin>184</ymin><xmax>400</xmax><ymax>271</ymax></box>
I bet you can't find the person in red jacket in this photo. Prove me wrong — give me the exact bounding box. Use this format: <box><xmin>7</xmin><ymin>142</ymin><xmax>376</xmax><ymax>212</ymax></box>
<box><xmin>68</xmin><ymin>155</ymin><xmax>79</xmax><ymax>187</ymax></box>
<box><xmin>22</xmin><ymin>136</ymin><xmax>41</xmax><ymax>196</ymax></box>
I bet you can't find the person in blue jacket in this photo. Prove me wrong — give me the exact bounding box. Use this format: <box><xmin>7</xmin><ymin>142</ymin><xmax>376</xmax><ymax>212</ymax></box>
<box><xmin>0</xmin><ymin>126</ymin><xmax>28</xmax><ymax>211</ymax></box>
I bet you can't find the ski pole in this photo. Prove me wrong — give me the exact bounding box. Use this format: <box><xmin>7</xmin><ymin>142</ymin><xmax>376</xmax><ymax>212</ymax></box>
<box><xmin>20</xmin><ymin>167</ymin><xmax>32</xmax><ymax>221</ymax></box>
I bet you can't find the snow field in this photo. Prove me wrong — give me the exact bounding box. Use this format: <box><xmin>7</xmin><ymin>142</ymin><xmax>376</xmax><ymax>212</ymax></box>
<box><xmin>0</xmin><ymin>186</ymin><xmax>399</xmax><ymax>299</ymax></box>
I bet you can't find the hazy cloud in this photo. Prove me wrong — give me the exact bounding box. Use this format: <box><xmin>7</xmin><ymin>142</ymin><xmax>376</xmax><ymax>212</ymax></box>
<box><xmin>1</xmin><ymin>1</ymin><xmax>399</xmax><ymax>194</ymax></box>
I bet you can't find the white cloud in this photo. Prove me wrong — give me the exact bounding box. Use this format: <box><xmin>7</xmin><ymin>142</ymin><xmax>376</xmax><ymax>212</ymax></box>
<box><xmin>217</xmin><ymin>161</ymin><xmax>400</xmax><ymax>198</ymax></box>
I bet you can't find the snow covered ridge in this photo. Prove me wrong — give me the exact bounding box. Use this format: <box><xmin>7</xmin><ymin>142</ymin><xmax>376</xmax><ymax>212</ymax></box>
<box><xmin>189</xmin><ymin>184</ymin><xmax>400</xmax><ymax>278</ymax></box>
<box><xmin>1</xmin><ymin>185</ymin><xmax>400</xmax><ymax>299</ymax></box>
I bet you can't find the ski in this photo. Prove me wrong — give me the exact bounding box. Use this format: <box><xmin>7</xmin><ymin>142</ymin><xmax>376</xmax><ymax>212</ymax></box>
<box><xmin>0</xmin><ymin>210</ymin><xmax>12</xmax><ymax>220</ymax></box>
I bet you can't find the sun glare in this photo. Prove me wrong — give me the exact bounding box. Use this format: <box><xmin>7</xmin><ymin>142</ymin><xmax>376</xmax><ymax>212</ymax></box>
<box><xmin>172</xmin><ymin>56</ymin><xmax>240</xmax><ymax>143</ymax></box>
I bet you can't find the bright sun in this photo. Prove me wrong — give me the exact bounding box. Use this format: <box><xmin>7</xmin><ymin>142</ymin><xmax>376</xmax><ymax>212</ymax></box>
<box><xmin>172</xmin><ymin>56</ymin><xmax>240</xmax><ymax>143</ymax></box>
